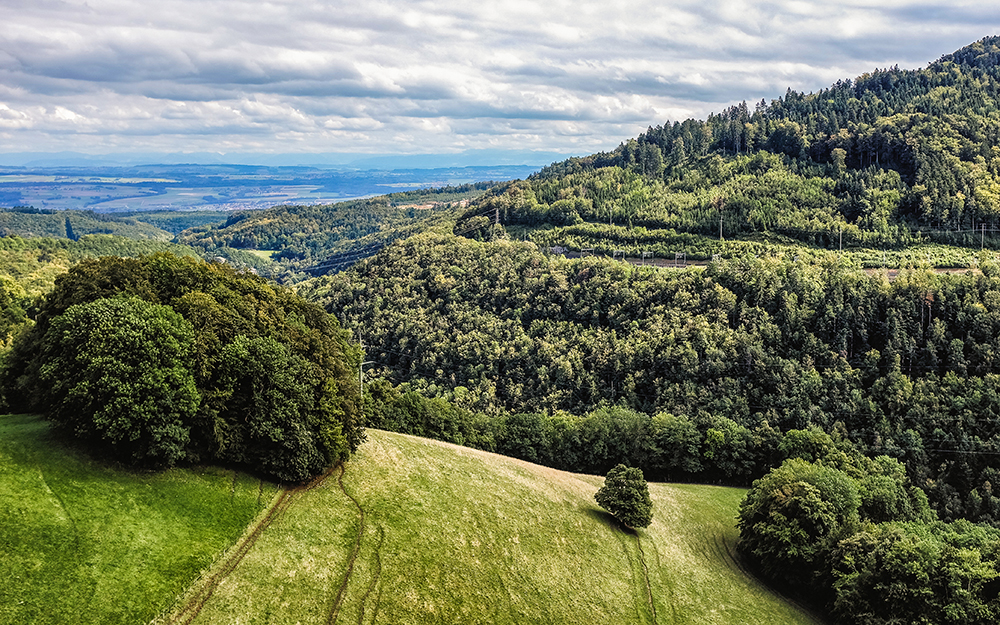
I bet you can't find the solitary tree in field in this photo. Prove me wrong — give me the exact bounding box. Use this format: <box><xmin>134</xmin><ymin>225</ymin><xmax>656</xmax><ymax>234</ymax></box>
<box><xmin>595</xmin><ymin>464</ymin><xmax>653</xmax><ymax>529</ymax></box>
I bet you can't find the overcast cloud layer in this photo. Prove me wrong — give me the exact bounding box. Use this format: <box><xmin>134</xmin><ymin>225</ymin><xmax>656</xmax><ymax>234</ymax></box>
<box><xmin>0</xmin><ymin>0</ymin><xmax>998</xmax><ymax>160</ymax></box>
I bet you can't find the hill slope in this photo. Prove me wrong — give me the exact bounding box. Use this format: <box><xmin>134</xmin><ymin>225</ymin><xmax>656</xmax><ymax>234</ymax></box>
<box><xmin>448</xmin><ymin>37</ymin><xmax>1000</xmax><ymax>257</ymax></box>
<box><xmin>165</xmin><ymin>429</ymin><xmax>822</xmax><ymax>624</ymax></box>
<box><xmin>0</xmin><ymin>413</ymin><xmax>274</xmax><ymax>625</ymax></box>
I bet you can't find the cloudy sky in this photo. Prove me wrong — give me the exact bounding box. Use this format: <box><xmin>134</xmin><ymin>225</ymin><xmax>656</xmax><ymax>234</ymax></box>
<box><xmin>0</xmin><ymin>0</ymin><xmax>997</xmax><ymax>162</ymax></box>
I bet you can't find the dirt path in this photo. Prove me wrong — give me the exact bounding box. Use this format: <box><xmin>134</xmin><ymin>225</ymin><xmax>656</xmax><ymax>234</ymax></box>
<box><xmin>163</xmin><ymin>468</ymin><xmax>335</xmax><ymax>625</ymax></box>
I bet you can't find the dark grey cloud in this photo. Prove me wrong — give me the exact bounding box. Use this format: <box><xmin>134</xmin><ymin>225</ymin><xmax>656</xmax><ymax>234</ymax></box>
<box><xmin>0</xmin><ymin>0</ymin><xmax>996</xmax><ymax>156</ymax></box>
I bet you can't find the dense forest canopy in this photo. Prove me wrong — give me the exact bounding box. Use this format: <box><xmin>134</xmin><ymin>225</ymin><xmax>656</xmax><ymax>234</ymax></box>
<box><xmin>305</xmin><ymin>232</ymin><xmax>1000</xmax><ymax>522</ymax></box>
<box><xmin>1</xmin><ymin>254</ymin><xmax>362</xmax><ymax>482</ymax></box>
<box><xmin>448</xmin><ymin>37</ymin><xmax>1000</xmax><ymax>260</ymax></box>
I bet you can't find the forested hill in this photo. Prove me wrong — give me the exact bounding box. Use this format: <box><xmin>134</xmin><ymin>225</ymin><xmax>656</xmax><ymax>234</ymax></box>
<box><xmin>457</xmin><ymin>37</ymin><xmax>1000</xmax><ymax>256</ymax></box>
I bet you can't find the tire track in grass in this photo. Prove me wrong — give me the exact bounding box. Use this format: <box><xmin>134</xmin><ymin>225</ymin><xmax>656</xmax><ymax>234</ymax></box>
<box><xmin>357</xmin><ymin>525</ymin><xmax>385</xmax><ymax>625</ymax></box>
<box><xmin>649</xmin><ymin>533</ymin><xmax>678</xmax><ymax>624</ymax></box>
<box><xmin>612</xmin><ymin>526</ymin><xmax>645</xmax><ymax>624</ymax></box>
<box><xmin>635</xmin><ymin>534</ymin><xmax>658</xmax><ymax>625</ymax></box>
<box><xmin>326</xmin><ymin>463</ymin><xmax>365</xmax><ymax>625</ymax></box>
<box><xmin>614</xmin><ymin>523</ymin><xmax>658</xmax><ymax>625</ymax></box>
<box><xmin>166</xmin><ymin>468</ymin><xmax>335</xmax><ymax>625</ymax></box>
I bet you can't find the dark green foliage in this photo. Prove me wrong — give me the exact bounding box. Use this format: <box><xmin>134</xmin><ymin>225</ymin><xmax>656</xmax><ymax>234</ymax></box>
<box><xmin>738</xmin><ymin>459</ymin><xmax>860</xmax><ymax>589</ymax></box>
<box><xmin>2</xmin><ymin>253</ymin><xmax>361</xmax><ymax>481</ymax></box>
<box><xmin>830</xmin><ymin>521</ymin><xmax>1000</xmax><ymax>625</ymax></box>
<box><xmin>496</xmin><ymin>412</ymin><xmax>549</xmax><ymax>463</ymax></box>
<box><xmin>212</xmin><ymin>335</ymin><xmax>334</xmax><ymax>482</ymax></box>
<box><xmin>595</xmin><ymin>464</ymin><xmax>653</xmax><ymax>529</ymax></box>
<box><xmin>37</xmin><ymin>297</ymin><xmax>199</xmax><ymax>467</ymax></box>
<box><xmin>740</xmin><ymin>456</ymin><xmax>1000</xmax><ymax>624</ymax></box>
<box><xmin>309</xmin><ymin>233</ymin><xmax>1000</xmax><ymax>524</ymax></box>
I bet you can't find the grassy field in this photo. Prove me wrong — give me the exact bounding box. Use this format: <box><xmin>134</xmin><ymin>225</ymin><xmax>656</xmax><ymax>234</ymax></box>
<box><xmin>165</xmin><ymin>430</ymin><xmax>824</xmax><ymax>625</ymax></box>
<box><xmin>0</xmin><ymin>413</ymin><xmax>278</xmax><ymax>625</ymax></box>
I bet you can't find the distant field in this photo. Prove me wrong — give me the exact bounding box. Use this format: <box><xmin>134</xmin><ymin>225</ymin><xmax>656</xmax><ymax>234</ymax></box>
<box><xmin>0</xmin><ymin>414</ymin><xmax>276</xmax><ymax>625</ymax></box>
<box><xmin>166</xmin><ymin>430</ymin><xmax>824</xmax><ymax>625</ymax></box>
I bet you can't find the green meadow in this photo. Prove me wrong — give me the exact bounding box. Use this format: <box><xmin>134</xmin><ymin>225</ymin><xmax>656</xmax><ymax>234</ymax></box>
<box><xmin>166</xmin><ymin>430</ymin><xmax>824</xmax><ymax>625</ymax></box>
<box><xmin>2</xmin><ymin>414</ymin><xmax>822</xmax><ymax>624</ymax></box>
<box><xmin>0</xmin><ymin>413</ymin><xmax>277</xmax><ymax>625</ymax></box>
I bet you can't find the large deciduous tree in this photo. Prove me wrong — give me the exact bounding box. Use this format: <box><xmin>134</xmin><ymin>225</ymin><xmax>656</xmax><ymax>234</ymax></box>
<box><xmin>38</xmin><ymin>296</ymin><xmax>200</xmax><ymax>467</ymax></box>
<box><xmin>595</xmin><ymin>464</ymin><xmax>653</xmax><ymax>529</ymax></box>
<box><xmin>737</xmin><ymin>458</ymin><xmax>860</xmax><ymax>590</ymax></box>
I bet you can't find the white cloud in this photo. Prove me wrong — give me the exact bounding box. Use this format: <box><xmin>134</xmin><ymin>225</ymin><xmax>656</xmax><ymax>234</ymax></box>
<box><xmin>0</xmin><ymin>0</ymin><xmax>997</xmax><ymax>157</ymax></box>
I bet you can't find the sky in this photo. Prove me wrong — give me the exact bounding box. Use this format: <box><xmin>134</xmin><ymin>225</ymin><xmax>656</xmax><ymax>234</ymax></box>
<box><xmin>0</xmin><ymin>0</ymin><xmax>998</xmax><ymax>164</ymax></box>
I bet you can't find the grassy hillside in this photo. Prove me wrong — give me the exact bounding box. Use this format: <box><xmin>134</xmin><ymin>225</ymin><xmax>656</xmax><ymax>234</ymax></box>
<box><xmin>0</xmin><ymin>413</ymin><xmax>277</xmax><ymax>625</ymax></box>
<box><xmin>165</xmin><ymin>429</ymin><xmax>822</xmax><ymax>625</ymax></box>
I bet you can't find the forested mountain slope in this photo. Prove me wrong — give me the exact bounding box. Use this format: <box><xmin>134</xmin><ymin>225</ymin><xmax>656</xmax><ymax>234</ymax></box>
<box><xmin>456</xmin><ymin>37</ymin><xmax>1000</xmax><ymax>257</ymax></box>
<box><xmin>176</xmin><ymin>183</ymin><xmax>495</xmax><ymax>278</ymax></box>
<box><xmin>304</xmin><ymin>233</ymin><xmax>1000</xmax><ymax>525</ymax></box>
<box><xmin>0</xmin><ymin>206</ymin><xmax>173</xmax><ymax>241</ymax></box>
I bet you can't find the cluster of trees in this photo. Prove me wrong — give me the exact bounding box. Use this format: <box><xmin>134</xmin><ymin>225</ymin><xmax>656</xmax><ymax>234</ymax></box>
<box><xmin>461</xmin><ymin>37</ymin><xmax>1000</xmax><ymax>254</ymax></box>
<box><xmin>740</xmin><ymin>453</ymin><xmax>1000</xmax><ymax>624</ymax></box>
<box><xmin>307</xmin><ymin>233</ymin><xmax>1000</xmax><ymax>525</ymax></box>
<box><xmin>0</xmin><ymin>253</ymin><xmax>363</xmax><ymax>482</ymax></box>
<box><xmin>460</xmin><ymin>153</ymin><xmax>925</xmax><ymax>250</ymax></box>
<box><xmin>363</xmin><ymin>382</ymin><xmax>836</xmax><ymax>484</ymax></box>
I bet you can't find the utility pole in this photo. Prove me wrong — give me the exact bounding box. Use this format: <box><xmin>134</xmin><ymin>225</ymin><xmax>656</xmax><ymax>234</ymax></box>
<box><xmin>712</xmin><ymin>195</ymin><xmax>724</xmax><ymax>241</ymax></box>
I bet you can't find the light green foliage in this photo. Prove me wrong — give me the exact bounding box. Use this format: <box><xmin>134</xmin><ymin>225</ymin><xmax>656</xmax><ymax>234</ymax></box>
<box><xmin>0</xmin><ymin>207</ymin><xmax>172</xmax><ymax>241</ymax></box>
<box><xmin>38</xmin><ymin>296</ymin><xmax>199</xmax><ymax>467</ymax></box>
<box><xmin>596</xmin><ymin>463</ymin><xmax>654</xmax><ymax>529</ymax></box>
<box><xmin>0</xmin><ymin>273</ymin><xmax>28</xmax><ymax>349</ymax></box>
<box><xmin>0</xmin><ymin>413</ymin><xmax>273</xmax><ymax>625</ymax></box>
<box><xmin>0</xmin><ymin>234</ymin><xmax>200</xmax><ymax>296</ymax></box>
<box><xmin>176</xmin><ymin>183</ymin><xmax>494</xmax><ymax>279</ymax></box>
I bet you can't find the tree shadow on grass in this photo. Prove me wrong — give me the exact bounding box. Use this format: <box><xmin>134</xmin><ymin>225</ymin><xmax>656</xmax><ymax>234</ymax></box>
<box><xmin>584</xmin><ymin>506</ymin><xmax>638</xmax><ymax>536</ymax></box>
